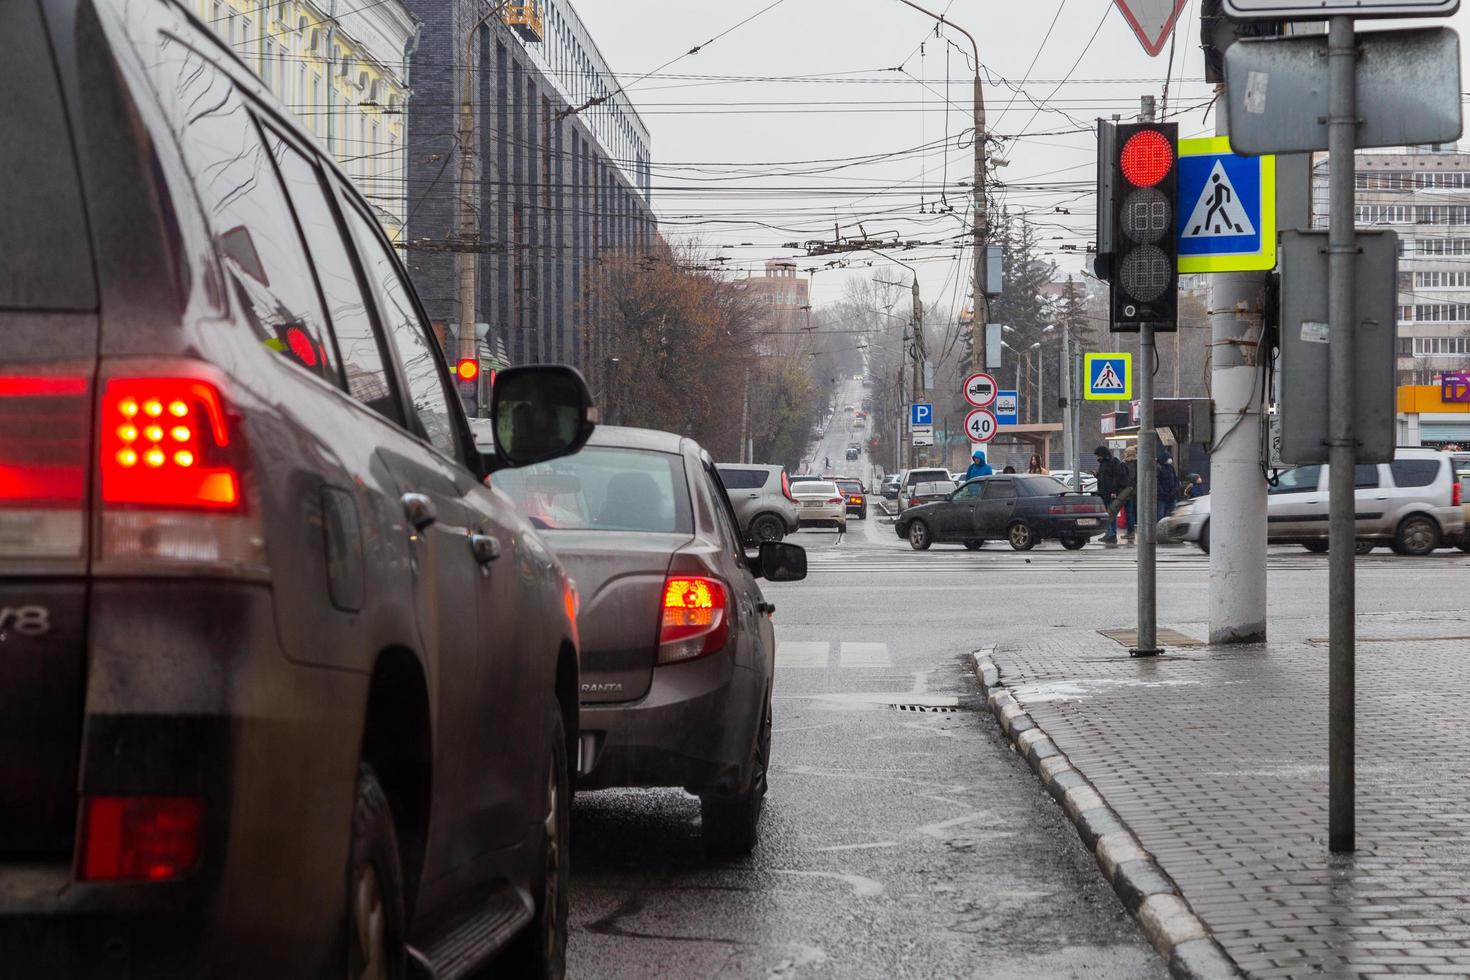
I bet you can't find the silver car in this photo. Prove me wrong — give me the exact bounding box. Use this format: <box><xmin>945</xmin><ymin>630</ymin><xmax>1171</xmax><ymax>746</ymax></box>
<box><xmin>717</xmin><ymin>464</ymin><xmax>800</xmax><ymax>543</ymax></box>
<box><xmin>1160</xmin><ymin>447</ymin><xmax>1464</xmax><ymax>555</ymax></box>
<box><xmin>898</xmin><ymin>468</ymin><xmax>954</xmax><ymax>512</ymax></box>
<box><xmin>493</xmin><ymin>427</ymin><xmax>808</xmax><ymax>855</ymax></box>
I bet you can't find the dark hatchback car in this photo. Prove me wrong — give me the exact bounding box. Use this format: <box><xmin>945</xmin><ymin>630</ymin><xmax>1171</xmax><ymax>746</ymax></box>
<box><xmin>493</xmin><ymin>427</ymin><xmax>807</xmax><ymax>855</ymax></box>
<box><xmin>896</xmin><ymin>475</ymin><xmax>1108</xmax><ymax>551</ymax></box>
<box><xmin>2</xmin><ymin>1</ymin><xmax>588</xmax><ymax>976</ymax></box>
<box><xmin>834</xmin><ymin>478</ymin><xmax>869</xmax><ymax>519</ymax></box>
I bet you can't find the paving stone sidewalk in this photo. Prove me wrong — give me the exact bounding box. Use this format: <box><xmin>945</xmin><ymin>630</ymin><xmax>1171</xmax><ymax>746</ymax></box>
<box><xmin>997</xmin><ymin>614</ymin><xmax>1470</xmax><ymax>979</ymax></box>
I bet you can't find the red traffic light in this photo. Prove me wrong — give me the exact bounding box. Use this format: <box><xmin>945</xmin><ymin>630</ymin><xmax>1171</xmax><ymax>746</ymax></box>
<box><xmin>1119</xmin><ymin>129</ymin><xmax>1174</xmax><ymax>188</ymax></box>
<box><xmin>455</xmin><ymin>358</ymin><xmax>480</xmax><ymax>383</ymax></box>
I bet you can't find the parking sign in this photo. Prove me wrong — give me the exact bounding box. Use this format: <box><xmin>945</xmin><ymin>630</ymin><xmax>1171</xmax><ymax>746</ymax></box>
<box><xmin>910</xmin><ymin>403</ymin><xmax>933</xmax><ymax>426</ymax></box>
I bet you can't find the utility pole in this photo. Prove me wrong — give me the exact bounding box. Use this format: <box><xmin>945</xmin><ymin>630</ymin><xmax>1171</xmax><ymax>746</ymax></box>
<box><xmin>1206</xmin><ymin>47</ymin><xmax>1269</xmax><ymax>645</ymax></box>
<box><xmin>911</xmin><ymin>277</ymin><xmax>925</xmax><ymax>404</ymax></box>
<box><xmin>891</xmin><ymin>0</ymin><xmax>987</xmax><ymax>375</ymax></box>
<box><xmin>455</xmin><ymin>1</ymin><xmax>509</xmax><ymax>371</ymax></box>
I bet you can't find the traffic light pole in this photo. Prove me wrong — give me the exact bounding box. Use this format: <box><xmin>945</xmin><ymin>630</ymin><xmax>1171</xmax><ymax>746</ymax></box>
<box><xmin>1133</xmin><ymin>97</ymin><xmax>1161</xmax><ymax>657</ymax></box>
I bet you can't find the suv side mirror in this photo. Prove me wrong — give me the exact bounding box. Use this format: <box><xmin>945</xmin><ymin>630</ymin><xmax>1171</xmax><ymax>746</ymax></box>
<box><xmin>750</xmin><ymin>540</ymin><xmax>806</xmax><ymax>582</ymax></box>
<box><xmin>481</xmin><ymin>365</ymin><xmax>596</xmax><ymax>474</ymax></box>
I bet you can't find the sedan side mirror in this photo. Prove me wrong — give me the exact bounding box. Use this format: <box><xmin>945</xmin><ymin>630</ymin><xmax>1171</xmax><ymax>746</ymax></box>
<box><xmin>750</xmin><ymin>540</ymin><xmax>806</xmax><ymax>582</ymax></box>
<box><xmin>481</xmin><ymin>365</ymin><xmax>597</xmax><ymax>474</ymax></box>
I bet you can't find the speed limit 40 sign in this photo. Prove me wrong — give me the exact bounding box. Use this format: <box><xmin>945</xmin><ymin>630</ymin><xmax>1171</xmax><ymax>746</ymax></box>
<box><xmin>963</xmin><ymin>372</ymin><xmax>998</xmax><ymax>408</ymax></box>
<box><xmin>964</xmin><ymin>408</ymin><xmax>998</xmax><ymax>443</ymax></box>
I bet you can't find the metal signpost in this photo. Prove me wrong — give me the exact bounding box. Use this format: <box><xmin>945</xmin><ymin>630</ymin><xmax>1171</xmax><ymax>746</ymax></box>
<box><xmin>1220</xmin><ymin>0</ymin><xmax>1460</xmax><ymax>853</ymax></box>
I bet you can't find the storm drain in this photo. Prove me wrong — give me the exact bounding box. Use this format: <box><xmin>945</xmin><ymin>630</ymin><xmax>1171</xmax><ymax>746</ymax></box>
<box><xmin>888</xmin><ymin>703</ymin><xmax>963</xmax><ymax>714</ymax></box>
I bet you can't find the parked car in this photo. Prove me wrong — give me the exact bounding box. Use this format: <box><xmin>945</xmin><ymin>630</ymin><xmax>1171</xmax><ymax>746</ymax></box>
<box><xmin>1159</xmin><ymin>447</ymin><xmax>1465</xmax><ymax>555</ymax></box>
<box><xmin>834</xmin><ymin>478</ymin><xmax>869</xmax><ymax>519</ymax></box>
<box><xmin>880</xmin><ymin>474</ymin><xmax>902</xmax><ymax>499</ymax></box>
<box><xmin>1</xmin><ymin>5</ymin><xmax>588</xmax><ymax>974</ymax></box>
<box><xmin>1049</xmin><ymin>469</ymin><xmax>1100</xmax><ymax>494</ymax></box>
<box><xmin>716</xmin><ymin>463</ymin><xmax>800</xmax><ymax>543</ymax></box>
<box><xmin>1452</xmin><ymin>452</ymin><xmax>1470</xmax><ymax>551</ymax></box>
<box><xmin>495</xmin><ymin>427</ymin><xmax>807</xmax><ymax>855</ymax></box>
<box><xmin>898</xmin><ymin>468</ymin><xmax>954</xmax><ymax>512</ymax></box>
<box><xmin>896</xmin><ymin>476</ymin><xmax>1108</xmax><ymax>551</ymax></box>
<box><xmin>908</xmin><ymin>480</ymin><xmax>958</xmax><ymax>507</ymax></box>
<box><xmin>791</xmin><ymin>479</ymin><xmax>848</xmax><ymax>529</ymax></box>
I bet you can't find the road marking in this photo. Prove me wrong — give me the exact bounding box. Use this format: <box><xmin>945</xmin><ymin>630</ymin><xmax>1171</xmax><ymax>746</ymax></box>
<box><xmin>839</xmin><ymin>641</ymin><xmax>891</xmax><ymax>668</ymax></box>
<box><xmin>813</xmin><ymin>840</ymin><xmax>900</xmax><ymax>852</ymax></box>
<box><xmin>773</xmin><ymin>869</ymin><xmax>884</xmax><ymax>898</ymax></box>
<box><xmin>778</xmin><ymin>640</ymin><xmax>830</xmax><ymax>668</ymax></box>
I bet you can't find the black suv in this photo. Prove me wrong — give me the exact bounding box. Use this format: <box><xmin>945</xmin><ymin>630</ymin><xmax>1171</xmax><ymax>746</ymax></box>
<box><xmin>1</xmin><ymin>1</ymin><xmax>590</xmax><ymax>976</ymax></box>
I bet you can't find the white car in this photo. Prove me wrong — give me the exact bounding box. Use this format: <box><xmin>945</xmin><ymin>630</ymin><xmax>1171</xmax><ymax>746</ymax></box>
<box><xmin>1049</xmin><ymin>469</ymin><xmax>1099</xmax><ymax>494</ymax></box>
<box><xmin>791</xmin><ymin>479</ymin><xmax>848</xmax><ymax>530</ymax></box>
<box><xmin>1159</xmin><ymin>447</ymin><xmax>1464</xmax><ymax>555</ymax></box>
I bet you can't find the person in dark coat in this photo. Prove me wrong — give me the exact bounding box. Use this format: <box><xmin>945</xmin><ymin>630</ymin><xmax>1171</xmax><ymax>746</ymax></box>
<box><xmin>1157</xmin><ymin>451</ymin><xmax>1181</xmax><ymax>521</ymax></box>
<box><xmin>1094</xmin><ymin>446</ymin><xmax>1124</xmax><ymax>543</ymax></box>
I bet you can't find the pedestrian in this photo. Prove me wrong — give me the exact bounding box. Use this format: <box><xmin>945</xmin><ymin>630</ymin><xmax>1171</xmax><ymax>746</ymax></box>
<box><xmin>1106</xmin><ymin>446</ymin><xmax>1138</xmax><ymax>544</ymax></box>
<box><xmin>1157</xmin><ymin>450</ymin><xmax>1180</xmax><ymax>521</ymax></box>
<box><xmin>1027</xmin><ymin>453</ymin><xmax>1044</xmax><ymax>475</ymax></box>
<box><xmin>964</xmin><ymin>449</ymin><xmax>993</xmax><ymax>481</ymax></box>
<box><xmin>1094</xmin><ymin>446</ymin><xmax>1122</xmax><ymax>543</ymax></box>
<box><xmin>1183</xmin><ymin>472</ymin><xmax>1207</xmax><ymax>498</ymax></box>
<box><xmin>1002</xmin><ymin>464</ymin><xmax>1016</xmax><ymax>474</ymax></box>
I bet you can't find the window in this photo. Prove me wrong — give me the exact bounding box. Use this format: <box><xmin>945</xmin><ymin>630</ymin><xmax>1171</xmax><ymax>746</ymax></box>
<box><xmin>1411</xmin><ymin>336</ymin><xmax>1470</xmax><ymax>356</ymax></box>
<box><xmin>267</xmin><ymin>132</ymin><xmax>398</xmax><ymax>420</ymax></box>
<box><xmin>717</xmin><ymin>468</ymin><xmax>768</xmax><ymax>490</ymax></box>
<box><xmin>1390</xmin><ymin>458</ymin><xmax>1442</xmax><ymax>488</ymax></box>
<box><xmin>983</xmin><ymin>480</ymin><xmax>1018</xmax><ymax>500</ymax></box>
<box><xmin>340</xmin><ymin>201</ymin><xmax>459</xmax><ymax>458</ymax></box>
<box><xmin>1271</xmin><ymin>465</ymin><xmax>1321</xmax><ymax>493</ymax></box>
<box><xmin>1417</xmin><ymin>237</ymin><xmax>1470</xmax><ymax>256</ymax></box>
<box><xmin>705</xmin><ymin>466</ymin><xmax>747</xmax><ymax>556</ymax></box>
<box><xmin>145</xmin><ymin>40</ymin><xmax>336</xmax><ymax>381</ymax></box>
<box><xmin>1412</xmin><ymin>304</ymin><xmax>1470</xmax><ymax>323</ymax></box>
<box><xmin>1353</xmin><ymin>464</ymin><xmax>1379</xmax><ymax>489</ymax></box>
<box><xmin>1355</xmin><ymin>204</ymin><xmax>1410</xmax><ymax>224</ymax></box>
<box><xmin>952</xmin><ymin>482</ymin><xmax>982</xmax><ymax>501</ymax></box>
<box><xmin>1414</xmin><ymin>270</ymin><xmax>1470</xmax><ymax>289</ymax></box>
<box><xmin>492</xmin><ymin>448</ymin><xmax>694</xmax><ymax>533</ymax></box>
<box><xmin>1418</xmin><ymin>205</ymin><xmax>1470</xmax><ymax>225</ymax></box>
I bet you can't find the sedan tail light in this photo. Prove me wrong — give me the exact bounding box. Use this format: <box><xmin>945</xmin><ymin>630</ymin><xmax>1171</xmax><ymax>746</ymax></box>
<box><xmin>97</xmin><ymin>363</ymin><xmax>266</xmax><ymax>575</ymax></box>
<box><xmin>658</xmin><ymin>576</ymin><xmax>728</xmax><ymax>665</ymax></box>
<box><xmin>79</xmin><ymin>795</ymin><xmax>203</xmax><ymax>882</ymax></box>
<box><xmin>827</xmin><ymin>496</ymin><xmax>844</xmax><ymax>505</ymax></box>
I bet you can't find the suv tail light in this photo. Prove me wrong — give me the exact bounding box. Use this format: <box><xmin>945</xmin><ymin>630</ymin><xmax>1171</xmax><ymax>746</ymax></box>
<box><xmin>0</xmin><ymin>371</ymin><xmax>89</xmax><ymax>559</ymax></box>
<box><xmin>97</xmin><ymin>364</ymin><xmax>265</xmax><ymax>575</ymax></box>
<box><xmin>781</xmin><ymin>470</ymin><xmax>794</xmax><ymax>502</ymax></box>
<box><xmin>658</xmin><ymin>576</ymin><xmax>728</xmax><ymax>665</ymax></box>
<box><xmin>1453</xmin><ymin>482</ymin><xmax>1462</xmax><ymax>508</ymax></box>
<box><xmin>79</xmin><ymin>795</ymin><xmax>203</xmax><ymax>882</ymax></box>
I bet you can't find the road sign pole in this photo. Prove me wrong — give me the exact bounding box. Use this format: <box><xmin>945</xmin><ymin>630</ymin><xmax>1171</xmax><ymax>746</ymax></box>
<box><xmin>1326</xmin><ymin>13</ymin><xmax>1357</xmax><ymax>855</ymax></box>
<box><xmin>1131</xmin><ymin>96</ymin><xmax>1162</xmax><ymax>658</ymax></box>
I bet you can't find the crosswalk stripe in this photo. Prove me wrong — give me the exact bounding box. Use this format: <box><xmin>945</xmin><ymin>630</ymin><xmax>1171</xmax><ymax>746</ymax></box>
<box><xmin>778</xmin><ymin>640</ymin><xmax>830</xmax><ymax>668</ymax></box>
<box><xmin>838</xmin><ymin>641</ymin><xmax>891</xmax><ymax>668</ymax></box>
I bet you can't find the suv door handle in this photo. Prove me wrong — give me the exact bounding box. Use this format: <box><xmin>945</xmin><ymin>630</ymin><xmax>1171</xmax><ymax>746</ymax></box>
<box><xmin>468</xmin><ymin>533</ymin><xmax>501</xmax><ymax>564</ymax></box>
<box><xmin>401</xmin><ymin>493</ymin><xmax>436</xmax><ymax>531</ymax></box>
<box><xmin>746</xmin><ymin>493</ymin><xmax>760</xmax><ymax>498</ymax></box>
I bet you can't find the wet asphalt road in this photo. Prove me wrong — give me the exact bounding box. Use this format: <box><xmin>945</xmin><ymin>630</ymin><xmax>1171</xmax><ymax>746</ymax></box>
<box><xmin>565</xmin><ymin>382</ymin><xmax>1468</xmax><ymax>977</ymax></box>
<box><xmin>566</xmin><ymin>385</ymin><xmax>1169</xmax><ymax>979</ymax></box>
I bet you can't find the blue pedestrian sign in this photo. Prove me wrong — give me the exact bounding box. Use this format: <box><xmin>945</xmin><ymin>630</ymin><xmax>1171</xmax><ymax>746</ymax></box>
<box><xmin>1085</xmin><ymin>353</ymin><xmax>1133</xmax><ymax>401</ymax></box>
<box><xmin>1176</xmin><ymin>136</ymin><xmax>1276</xmax><ymax>273</ymax></box>
<box><xmin>910</xmin><ymin>403</ymin><xmax>933</xmax><ymax>426</ymax></box>
<box><xmin>994</xmin><ymin>390</ymin><xmax>1018</xmax><ymax>426</ymax></box>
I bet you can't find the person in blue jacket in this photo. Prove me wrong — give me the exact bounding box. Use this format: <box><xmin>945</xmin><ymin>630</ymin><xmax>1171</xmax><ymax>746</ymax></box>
<box><xmin>964</xmin><ymin>449</ymin><xmax>993</xmax><ymax>482</ymax></box>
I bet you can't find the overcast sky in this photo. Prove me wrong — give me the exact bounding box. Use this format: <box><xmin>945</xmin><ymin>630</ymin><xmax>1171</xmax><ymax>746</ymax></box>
<box><xmin>574</xmin><ymin>1</ymin><xmax>1469</xmax><ymax>315</ymax></box>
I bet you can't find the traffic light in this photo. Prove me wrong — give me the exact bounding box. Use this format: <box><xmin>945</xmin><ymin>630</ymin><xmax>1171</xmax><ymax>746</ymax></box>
<box><xmin>455</xmin><ymin>358</ymin><xmax>480</xmax><ymax>383</ymax></box>
<box><xmin>1106</xmin><ymin>122</ymin><xmax>1179</xmax><ymax>332</ymax></box>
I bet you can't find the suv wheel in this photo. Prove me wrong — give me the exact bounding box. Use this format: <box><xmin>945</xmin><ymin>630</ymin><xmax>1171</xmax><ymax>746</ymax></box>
<box><xmin>1008</xmin><ymin>522</ymin><xmax>1036</xmax><ymax>552</ymax></box>
<box><xmin>1355</xmin><ymin>540</ymin><xmax>1376</xmax><ymax>555</ymax></box>
<box><xmin>1197</xmin><ymin>520</ymin><xmax>1210</xmax><ymax>555</ymax></box>
<box><xmin>701</xmin><ymin>696</ymin><xmax>770</xmax><ymax>857</ymax></box>
<box><xmin>1393</xmin><ymin>514</ymin><xmax>1440</xmax><ymax>557</ymax></box>
<box><xmin>963</xmin><ymin>539</ymin><xmax>984</xmax><ymax>551</ymax></box>
<box><xmin>750</xmin><ymin>514</ymin><xmax>785</xmax><ymax>543</ymax></box>
<box><xmin>346</xmin><ymin>764</ymin><xmax>406</xmax><ymax>980</ymax></box>
<box><xmin>502</xmin><ymin>707</ymin><xmax>569</xmax><ymax>978</ymax></box>
<box><xmin>907</xmin><ymin>521</ymin><xmax>932</xmax><ymax>551</ymax></box>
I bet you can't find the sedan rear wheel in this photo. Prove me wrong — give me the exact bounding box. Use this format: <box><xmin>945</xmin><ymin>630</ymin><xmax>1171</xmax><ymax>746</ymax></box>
<box><xmin>962</xmin><ymin>539</ymin><xmax>983</xmax><ymax>551</ymax></box>
<box><xmin>908</xmin><ymin>521</ymin><xmax>932</xmax><ymax>551</ymax></box>
<box><xmin>1060</xmin><ymin>537</ymin><xmax>1086</xmax><ymax>551</ymax></box>
<box><xmin>750</xmin><ymin>514</ymin><xmax>785</xmax><ymax>543</ymax></box>
<box><xmin>1008</xmin><ymin>522</ymin><xmax>1036</xmax><ymax>552</ymax></box>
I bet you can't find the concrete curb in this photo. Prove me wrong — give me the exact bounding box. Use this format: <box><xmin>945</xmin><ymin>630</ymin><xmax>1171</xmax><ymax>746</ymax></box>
<box><xmin>967</xmin><ymin>646</ymin><xmax>1242</xmax><ymax>980</ymax></box>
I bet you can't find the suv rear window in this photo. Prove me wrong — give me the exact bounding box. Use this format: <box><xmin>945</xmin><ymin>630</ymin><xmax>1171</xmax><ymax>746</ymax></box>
<box><xmin>905</xmin><ymin>470</ymin><xmax>950</xmax><ymax>487</ymax></box>
<box><xmin>1390</xmin><ymin>458</ymin><xmax>1441</xmax><ymax>488</ymax></box>
<box><xmin>0</xmin><ymin>0</ymin><xmax>96</xmax><ymax>310</ymax></box>
<box><xmin>717</xmin><ymin>468</ymin><xmax>768</xmax><ymax>490</ymax></box>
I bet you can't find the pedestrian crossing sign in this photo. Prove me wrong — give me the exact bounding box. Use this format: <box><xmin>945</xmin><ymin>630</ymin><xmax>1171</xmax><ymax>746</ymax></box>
<box><xmin>1085</xmin><ymin>353</ymin><xmax>1132</xmax><ymax>401</ymax></box>
<box><xmin>1176</xmin><ymin>137</ymin><xmax>1275</xmax><ymax>273</ymax></box>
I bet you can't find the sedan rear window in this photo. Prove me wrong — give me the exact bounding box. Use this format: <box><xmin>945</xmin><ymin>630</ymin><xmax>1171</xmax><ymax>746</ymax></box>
<box><xmin>493</xmin><ymin>447</ymin><xmax>692</xmax><ymax>533</ymax></box>
<box><xmin>1389</xmin><ymin>458</ymin><xmax>1441</xmax><ymax>488</ymax></box>
<box><xmin>794</xmin><ymin>481</ymin><xmax>838</xmax><ymax>497</ymax></box>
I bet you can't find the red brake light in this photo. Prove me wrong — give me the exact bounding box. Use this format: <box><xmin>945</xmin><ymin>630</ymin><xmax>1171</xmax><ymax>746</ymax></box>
<box><xmin>1454</xmin><ymin>482</ymin><xmax>1462</xmax><ymax>507</ymax></box>
<box><xmin>80</xmin><ymin>796</ymin><xmax>203</xmax><ymax>882</ymax></box>
<box><xmin>1120</xmin><ymin>129</ymin><xmax>1174</xmax><ymax>187</ymax></box>
<box><xmin>658</xmin><ymin>576</ymin><xmax>728</xmax><ymax>664</ymax></box>
<box><xmin>101</xmin><ymin>378</ymin><xmax>239</xmax><ymax>510</ymax></box>
<box><xmin>827</xmin><ymin>496</ymin><xmax>844</xmax><ymax>504</ymax></box>
<box><xmin>456</xmin><ymin>358</ymin><xmax>480</xmax><ymax>382</ymax></box>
